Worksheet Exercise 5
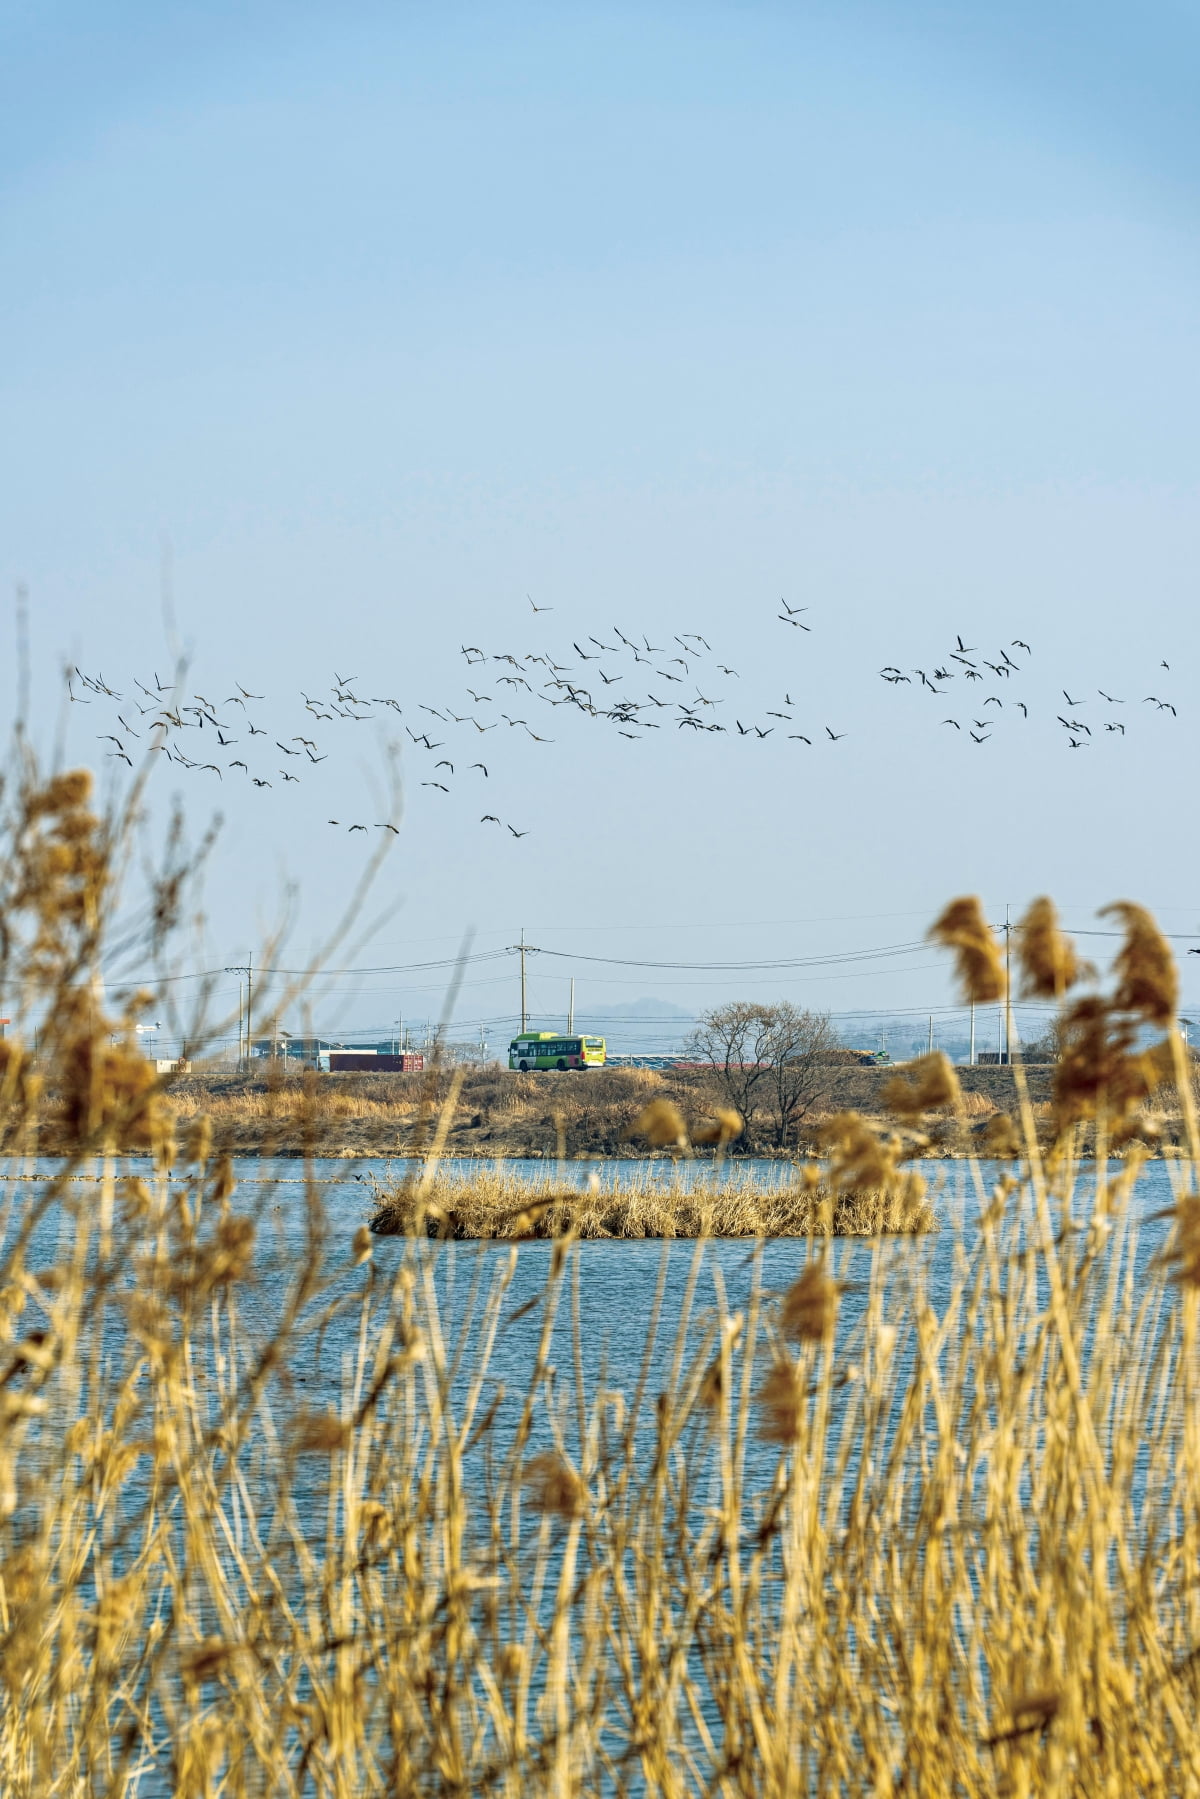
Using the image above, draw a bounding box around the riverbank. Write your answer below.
[16,1061,1184,1159]
[147,1061,1180,1160]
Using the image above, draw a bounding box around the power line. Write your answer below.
[99,920,1200,1000]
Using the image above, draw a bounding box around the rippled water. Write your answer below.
[16,1153,1182,1382]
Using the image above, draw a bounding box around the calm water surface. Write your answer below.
[14,1154,1183,1385]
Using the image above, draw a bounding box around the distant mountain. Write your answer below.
[571,998,694,1056]
[591,998,693,1021]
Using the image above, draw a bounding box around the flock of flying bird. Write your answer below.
[70,666,420,836]
[66,599,1182,842]
[878,633,1179,748]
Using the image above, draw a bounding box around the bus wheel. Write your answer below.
[519,1060,531,1072]
[556,1059,567,1071]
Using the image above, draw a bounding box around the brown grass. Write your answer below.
[6,768,1200,1790]
[367,1165,937,1238]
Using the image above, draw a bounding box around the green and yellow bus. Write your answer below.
[508,1032,606,1071]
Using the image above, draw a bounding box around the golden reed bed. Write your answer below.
[0,766,1199,1792]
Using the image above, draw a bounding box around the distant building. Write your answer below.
[252,1035,342,1061]
[320,1051,425,1073]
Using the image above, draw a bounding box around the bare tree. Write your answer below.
[685,1002,838,1147]
[1022,1015,1065,1063]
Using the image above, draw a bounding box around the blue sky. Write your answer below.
[3,1,1199,1044]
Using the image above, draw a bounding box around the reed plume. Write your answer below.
[928,895,1006,1003]
[1102,901,1178,1024]
[691,1106,744,1147]
[1016,895,1089,999]
[781,1260,839,1343]
[880,1050,961,1122]
[629,1096,689,1149]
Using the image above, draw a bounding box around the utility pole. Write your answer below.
[520,931,527,1034]
[568,977,575,1035]
[507,934,538,1036]
[969,1001,976,1066]
[225,961,251,1064]
[927,1014,934,1055]
[1004,904,1012,1064]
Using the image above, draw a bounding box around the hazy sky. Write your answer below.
[3,0,1200,1044]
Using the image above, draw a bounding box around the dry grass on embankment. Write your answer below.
[368,1166,936,1238]
[151,1060,1194,1161]
[147,1060,1072,1159]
